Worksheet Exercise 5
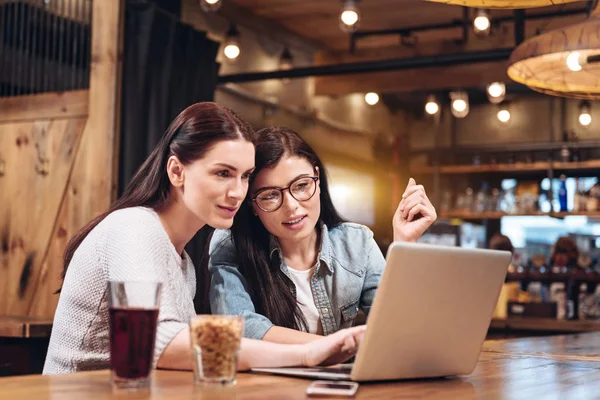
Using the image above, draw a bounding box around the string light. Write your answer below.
[473,9,491,36]
[579,101,592,126]
[200,0,222,12]
[340,0,360,33]
[223,24,241,60]
[497,108,511,123]
[425,95,440,115]
[365,92,379,105]
[450,91,469,118]
[487,82,506,104]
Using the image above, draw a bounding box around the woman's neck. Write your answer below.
[156,198,204,256]
[278,228,320,271]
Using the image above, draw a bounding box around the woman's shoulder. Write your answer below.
[327,222,374,242]
[92,207,169,248]
[209,229,234,253]
[102,206,158,225]
[208,229,239,268]
[325,223,376,269]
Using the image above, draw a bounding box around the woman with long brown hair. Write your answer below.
[209,126,436,343]
[43,103,365,374]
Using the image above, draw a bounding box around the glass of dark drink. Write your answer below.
[108,281,161,390]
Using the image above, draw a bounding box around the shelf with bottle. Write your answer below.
[411,159,600,175]
[506,267,600,284]
[554,159,600,171]
[411,161,551,175]
[438,175,600,221]
[440,211,548,220]
[440,210,600,220]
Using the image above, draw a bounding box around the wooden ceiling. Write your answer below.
[230,0,590,95]
[230,0,587,51]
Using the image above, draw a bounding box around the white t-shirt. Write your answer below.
[286,266,322,335]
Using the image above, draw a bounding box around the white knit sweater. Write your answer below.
[43,207,196,374]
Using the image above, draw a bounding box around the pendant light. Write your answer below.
[425,0,583,9]
[507,5,600,99]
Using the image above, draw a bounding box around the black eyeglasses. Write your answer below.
[251,176,319,212]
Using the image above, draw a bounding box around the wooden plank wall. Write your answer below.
[0,0,123,319]
[0,92,88,318]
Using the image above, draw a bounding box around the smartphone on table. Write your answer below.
[306,380,359,397]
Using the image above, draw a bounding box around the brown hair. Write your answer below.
[230,127,345,332]
[60,102,254,287]
[489,234,514,254]
[552,236,579,266]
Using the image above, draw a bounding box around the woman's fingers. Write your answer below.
[402,184,425,200]
[402,192,433,221]
[340,332,357,353]
[304,326,367,367]
[400,192,425,217]
[407,204,425,222]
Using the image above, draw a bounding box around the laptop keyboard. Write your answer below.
[302,364,354,374]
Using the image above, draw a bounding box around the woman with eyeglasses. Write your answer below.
[209,127,437,344]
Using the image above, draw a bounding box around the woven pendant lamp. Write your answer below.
[507,5,600,99]
[425,0,583,8]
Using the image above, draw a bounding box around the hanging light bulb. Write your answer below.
[473,9,491,36]
[340,0,360,33]
[579,100,592,126]
[497,108,511,123]
[279,47,293,70]
[487,82,506,104]
[365,92,379,106]
[223,24,241,61]
[425,95,440,115]
[450,91,469,118]
[200,0,222,12]
[566,51,583,72]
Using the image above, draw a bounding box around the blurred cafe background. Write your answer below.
[2,0,600,375]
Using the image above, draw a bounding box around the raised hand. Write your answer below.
[393,178,437,242]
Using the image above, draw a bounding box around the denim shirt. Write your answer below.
[208,223,386,339]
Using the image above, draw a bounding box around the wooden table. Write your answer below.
[2,333,600,399]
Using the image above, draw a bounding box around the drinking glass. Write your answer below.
[108,281,162,390]
[189,315,244,385]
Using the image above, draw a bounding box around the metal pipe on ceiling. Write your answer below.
[218,48,513,83]
[514,9,525,46]
[351,7,587,40]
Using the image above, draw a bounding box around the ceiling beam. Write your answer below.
[312,34,516,96]
[314,61,510,96]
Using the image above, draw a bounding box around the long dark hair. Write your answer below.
[230,127,344,331]
[60,102,254,289]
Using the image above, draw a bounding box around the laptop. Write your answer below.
[251,241,511,382]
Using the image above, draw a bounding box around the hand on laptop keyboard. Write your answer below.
[302,325,366,367]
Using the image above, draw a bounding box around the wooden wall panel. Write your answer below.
[0,91,89,123]
[0,118,86,316]
[28,189,71,318]
[1,0,123,321]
